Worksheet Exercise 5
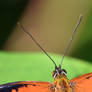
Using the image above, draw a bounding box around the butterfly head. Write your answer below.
[52,65,67,79]
[52,66,72,92]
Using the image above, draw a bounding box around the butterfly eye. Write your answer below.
[52,71,57,78]
[61,69,67,75]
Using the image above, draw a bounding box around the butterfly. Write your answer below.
[0,15,92,92]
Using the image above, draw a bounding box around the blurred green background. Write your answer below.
[0,0,92,84]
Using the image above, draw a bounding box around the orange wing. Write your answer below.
[0,81,54,92]
[70,73,92,92]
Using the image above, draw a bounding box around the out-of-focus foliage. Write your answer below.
[0,52,92,84]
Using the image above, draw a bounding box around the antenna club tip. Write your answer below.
[79,14,83,19]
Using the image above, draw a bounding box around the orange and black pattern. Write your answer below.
[0,81,52,92]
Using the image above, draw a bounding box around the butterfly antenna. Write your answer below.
[17,22,57,68]
[59,15,83,68]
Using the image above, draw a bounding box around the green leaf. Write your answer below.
[0,52,92,84]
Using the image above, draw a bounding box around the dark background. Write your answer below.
[0,0,28,48]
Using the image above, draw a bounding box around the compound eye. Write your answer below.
[52,70,58,78]
[61,69,67,75]
[52,71,55,77]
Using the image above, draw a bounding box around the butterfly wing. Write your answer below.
[70,73,92,92]
[0,81,54,92]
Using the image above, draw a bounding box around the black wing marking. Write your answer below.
[0,82,26,92]
[0,81,33,92]
[0,81,52,92]
[0,81,51,92]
